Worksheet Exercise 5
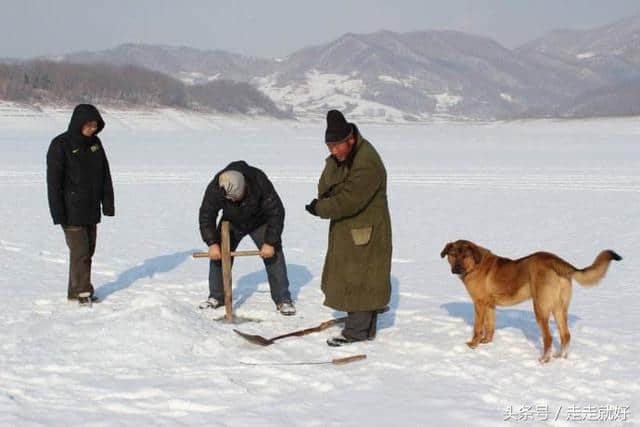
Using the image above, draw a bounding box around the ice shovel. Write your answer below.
[234,316,348,346]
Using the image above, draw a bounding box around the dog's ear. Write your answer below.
[470,245,483,264]
[440,242,453,258]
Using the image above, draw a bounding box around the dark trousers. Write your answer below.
[342,311,378,341]
[209,223,291,305]
[62,225,97,299]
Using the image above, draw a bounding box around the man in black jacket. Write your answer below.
[199,161,295,315]
[46,104,114,305]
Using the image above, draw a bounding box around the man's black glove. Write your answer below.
[305,199,318,216]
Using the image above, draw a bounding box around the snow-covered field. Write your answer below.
[1,107,639,426]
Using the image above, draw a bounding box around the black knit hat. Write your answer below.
[325,110,353,143]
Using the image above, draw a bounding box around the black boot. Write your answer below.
[77,292,98,306]
[327,334,357,347]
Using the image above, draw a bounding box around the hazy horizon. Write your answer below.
[1,0,639,60]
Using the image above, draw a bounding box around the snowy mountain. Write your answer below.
[5,14,640,120]
[257,16,640,120]
[257,30,561,120]
[560,77,640,118]
[58,44,278,84]
[517,14,640,69]
[55,32,557,120]
[516,15,640,107]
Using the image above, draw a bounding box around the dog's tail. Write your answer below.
[571,250,622,287]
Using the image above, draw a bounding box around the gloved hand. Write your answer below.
[305,199,318,216]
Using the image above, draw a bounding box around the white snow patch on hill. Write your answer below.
[433,92,463,112]
[500,93,514,103]
[378,75,417,87]
[576,52,597,59]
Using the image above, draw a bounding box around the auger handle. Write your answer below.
[192,250,261,258]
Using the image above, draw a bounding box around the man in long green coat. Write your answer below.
[305,110,392,346]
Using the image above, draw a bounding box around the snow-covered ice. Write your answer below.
[0,108,638,426]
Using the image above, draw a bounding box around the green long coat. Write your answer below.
[315,131,392,312]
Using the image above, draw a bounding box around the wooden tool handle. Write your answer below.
[318,317,347,329]
[231,250,261,257]
[332,354,367,365]
[192,250,262,258]
[270,316,347,342]
[221,221,233,321]
[192,252,209,258]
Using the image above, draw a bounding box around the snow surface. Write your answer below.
[1,107,639,426]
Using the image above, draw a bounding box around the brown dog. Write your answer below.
[440,240,622,363]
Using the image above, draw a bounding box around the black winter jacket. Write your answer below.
[46,104,114,225]
[199,161,285,246]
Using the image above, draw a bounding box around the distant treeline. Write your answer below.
[0,61,290,118]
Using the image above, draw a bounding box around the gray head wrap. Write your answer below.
[218,170,246,202]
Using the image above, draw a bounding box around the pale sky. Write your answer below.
[1,0,639,59]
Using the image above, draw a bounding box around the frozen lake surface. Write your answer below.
[0,108,638,426]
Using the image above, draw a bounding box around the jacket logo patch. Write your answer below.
[90,145,100,152]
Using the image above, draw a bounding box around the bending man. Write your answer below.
[199,161,295,315]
